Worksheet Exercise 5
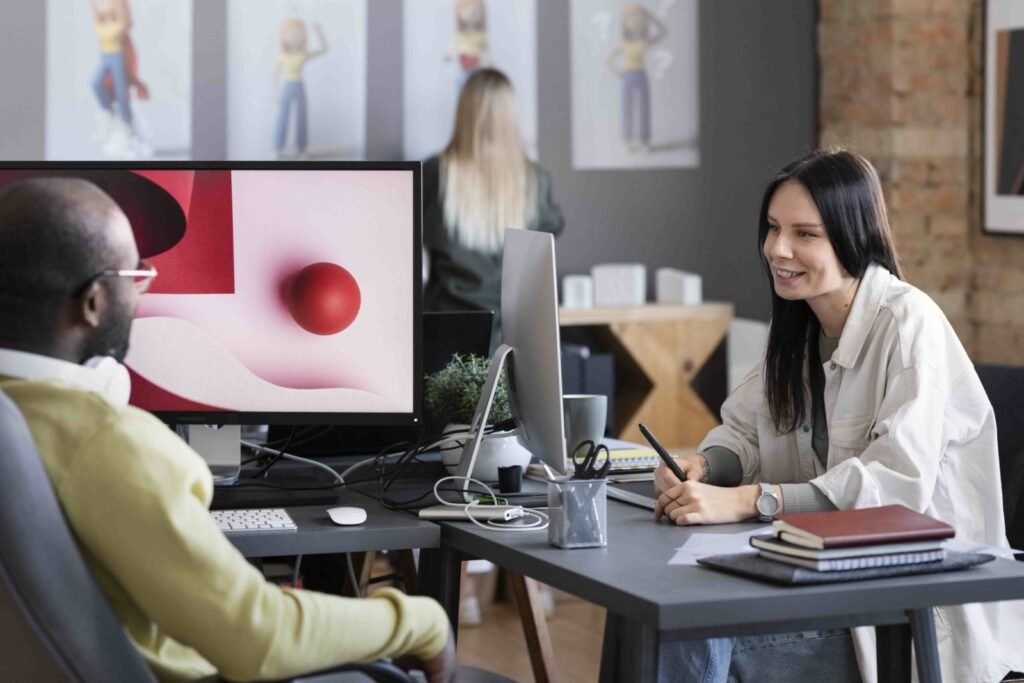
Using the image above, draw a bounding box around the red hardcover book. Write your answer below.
[772,504,955,550]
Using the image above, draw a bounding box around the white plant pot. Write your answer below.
[440,423,532,482]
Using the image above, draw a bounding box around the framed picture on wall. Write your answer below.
[985,0,1024,235]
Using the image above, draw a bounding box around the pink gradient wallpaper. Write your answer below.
[125,169,415,414]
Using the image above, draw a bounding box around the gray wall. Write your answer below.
[0,0,817,320]
[0,0,46,159]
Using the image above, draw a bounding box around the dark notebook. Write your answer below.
[697,551,994,586]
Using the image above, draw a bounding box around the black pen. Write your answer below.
[638,423,687,482]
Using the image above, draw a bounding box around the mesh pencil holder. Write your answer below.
[547,476,607,549]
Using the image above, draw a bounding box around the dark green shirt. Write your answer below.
[422,155,565,346]
[703,330,840,513]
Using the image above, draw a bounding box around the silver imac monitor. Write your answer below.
[454,229,566,485]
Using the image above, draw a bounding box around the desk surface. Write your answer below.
[440,500,1024,636]
[226,493,439,558]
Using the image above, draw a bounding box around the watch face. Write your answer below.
[757,494,780,516]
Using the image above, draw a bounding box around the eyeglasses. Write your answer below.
[94,258,158,293]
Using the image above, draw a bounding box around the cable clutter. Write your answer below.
[238,420,550,533]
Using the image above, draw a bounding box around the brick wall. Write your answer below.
[819,0,1024,365]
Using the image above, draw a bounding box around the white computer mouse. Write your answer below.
[327,506,368,526]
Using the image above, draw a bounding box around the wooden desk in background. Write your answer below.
[560,303,733,449]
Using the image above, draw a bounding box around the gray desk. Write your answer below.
[225,494,439,558]
[419,500,1024,682]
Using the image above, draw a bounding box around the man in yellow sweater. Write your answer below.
[0,176,455,683]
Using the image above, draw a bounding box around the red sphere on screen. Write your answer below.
[287,262,361,335]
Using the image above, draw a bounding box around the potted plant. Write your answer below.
[425,353,530,479]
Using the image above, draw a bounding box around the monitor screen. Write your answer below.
[0,162,421,427]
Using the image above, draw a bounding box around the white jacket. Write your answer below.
[701,263,1024,683]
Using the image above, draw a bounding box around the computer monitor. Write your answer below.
[0,162,421,481]
[454,229,567,488]
[267,309,493,456]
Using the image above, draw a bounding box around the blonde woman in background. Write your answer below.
[273,18,328,159]
[423,68,564,346]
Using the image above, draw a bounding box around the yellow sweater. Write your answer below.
[1,377,449,683]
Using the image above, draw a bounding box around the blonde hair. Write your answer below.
[441,69,537,254]
[621,4,650,40]
[455,0,486,32]
[280,18,307,53]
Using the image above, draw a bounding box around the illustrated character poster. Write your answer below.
[226,0,367,160]
[45,0,192,160]
[402,0,538,160]
[571,0,699,170]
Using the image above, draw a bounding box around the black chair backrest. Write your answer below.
[0,390,156,682]
[975,364,1024,549]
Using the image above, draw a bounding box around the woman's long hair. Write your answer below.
[441,68,537,254]
[759,149,902,433]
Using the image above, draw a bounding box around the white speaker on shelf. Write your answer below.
[591,264,646,306]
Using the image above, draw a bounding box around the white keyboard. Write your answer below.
[211,508,298,533]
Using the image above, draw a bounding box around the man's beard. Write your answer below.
[80,293,134,363]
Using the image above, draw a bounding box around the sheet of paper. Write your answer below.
[668,525,773,566]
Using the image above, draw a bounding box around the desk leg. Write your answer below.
[507,572,560,683]
[600,613,660,682]
[599,613,623,683]
[418,547,463,636]
[909,608,942,683]
[877,623,912,683]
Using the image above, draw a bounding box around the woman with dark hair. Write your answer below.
[653,149,1023,682]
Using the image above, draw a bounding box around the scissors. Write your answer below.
[571,440,611,480]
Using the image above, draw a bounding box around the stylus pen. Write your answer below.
[638,423,687,482]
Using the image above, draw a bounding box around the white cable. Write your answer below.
[292,555,303,588]
[433,475,548,531]
[240,440,345,484]
[281,453,345,484]
[339,456,375,482]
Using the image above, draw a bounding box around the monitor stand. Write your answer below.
[176,425,242,486]
[454,344,514,499]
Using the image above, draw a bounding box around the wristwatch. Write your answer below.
[756,482,781,522]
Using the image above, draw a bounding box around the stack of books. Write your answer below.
[750,504,955,572]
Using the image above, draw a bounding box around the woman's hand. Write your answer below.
[654,482,760,526]
[653,452,706,496]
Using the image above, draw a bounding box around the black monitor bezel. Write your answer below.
[2,160,423,427]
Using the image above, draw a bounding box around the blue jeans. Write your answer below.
[274,81,307,152]
[92,52,132,125]
[621,68,650,143]
[659,629,861,683]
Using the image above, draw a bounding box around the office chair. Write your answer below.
[975,364,1024,551]
[0,389,415,683]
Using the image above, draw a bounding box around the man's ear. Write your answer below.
[78,280,105,328]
